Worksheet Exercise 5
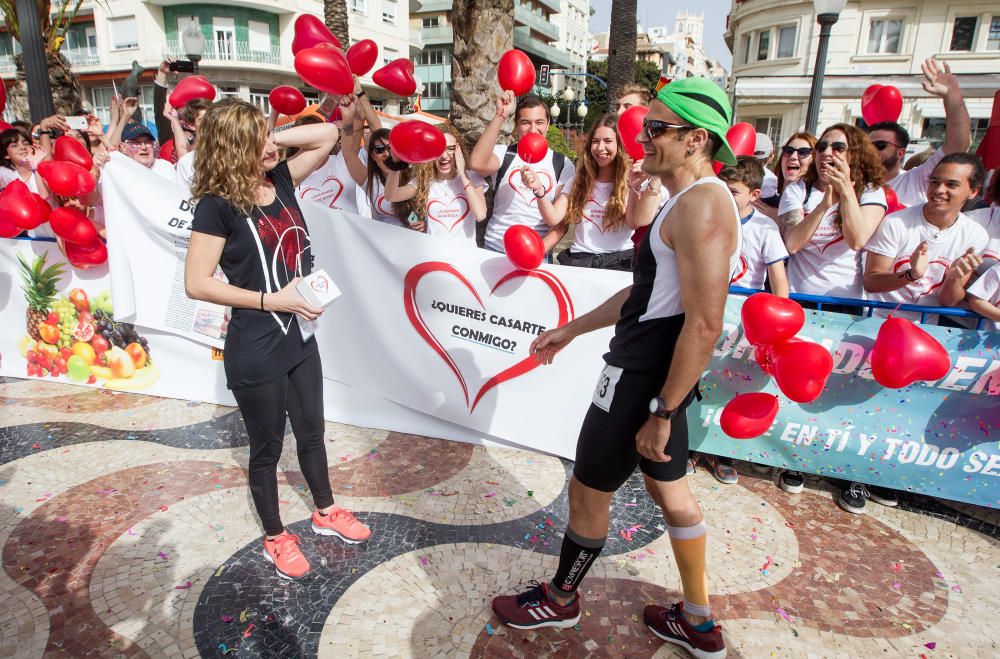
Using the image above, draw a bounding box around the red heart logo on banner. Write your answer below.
[508,169,552,205]
[427,196,471,231]
[300,177,345,208]
[403,262,574,412]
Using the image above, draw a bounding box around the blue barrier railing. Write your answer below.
[728,285,987,330]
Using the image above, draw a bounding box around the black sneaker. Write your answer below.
[868,486,898,507]
[838,482,869,514]
[779,470,804,494]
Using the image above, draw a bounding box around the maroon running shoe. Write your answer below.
[644,601,726,659]
[491,581,581,630]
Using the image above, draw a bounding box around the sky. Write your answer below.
[589,0,734,71]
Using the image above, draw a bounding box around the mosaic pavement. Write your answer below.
[0,376,998,658]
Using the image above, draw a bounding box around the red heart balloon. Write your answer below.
[619,105,648,161]
[0,80,6,115]
[0,214,19,237]
[497,49,536,96]
[861,84,903,125]
[268,86,307,116]
[37,160,95,197]
[0,180,47,229]
[346,39,379,77]
[169,75,217,109]
[65,238,107,268]
[740,293,805,346]
[870,317,951,389]
[292,14,342,55]
[720,393,779,439]
[49,206,98,244]
[389,120,446,164]
[503,225,544,271]
[53,135,93,170]
[295,47,354,96]
[771,339,833,403]
[373,58,417,97]
[726,122,757,158]
[516,133,548,164]
[0,121,11,133]
[159,139,176,164]
[754,344,775,376]
[32,192,51,224]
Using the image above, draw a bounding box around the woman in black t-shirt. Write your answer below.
[185,98,371,581]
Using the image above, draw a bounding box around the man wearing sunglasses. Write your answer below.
[868,58,970,208]
[492,77,740,659]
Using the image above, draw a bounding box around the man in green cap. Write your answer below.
[491,77,741,659]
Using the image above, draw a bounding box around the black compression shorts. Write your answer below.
[573,366,696,492]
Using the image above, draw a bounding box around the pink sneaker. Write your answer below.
[311,506,371,544]
[262,531,310,580]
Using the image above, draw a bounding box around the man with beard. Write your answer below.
[868,58,970,208]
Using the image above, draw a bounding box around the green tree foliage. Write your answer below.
[584,59,662,130]
[547,125,577,162]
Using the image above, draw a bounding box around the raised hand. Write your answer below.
[496,90,516,120]
[921,59,960,99]
[908,241,929,279]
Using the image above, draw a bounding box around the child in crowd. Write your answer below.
[967,262,1000,332]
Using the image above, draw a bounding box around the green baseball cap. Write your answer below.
[654,77,736,165]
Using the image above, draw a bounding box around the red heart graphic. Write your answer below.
[582,196,608,234]
[427,195,471,231]
[508,169,552,205]
[376,194,393,216]
[403,262,574,412]
[892,257,951,302]
[730,254,749,284]
[257,207,307,272]
[300,176,345,208]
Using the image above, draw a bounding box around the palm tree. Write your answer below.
[323,0,351,51]
[0,0,88,118]
[605,0,637,111]
[450,0,514,144]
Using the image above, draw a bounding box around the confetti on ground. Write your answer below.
[485,623,494,636]
[239,610,248,624]
[174,581,192,589]
[242,623,254,638]
[419,556,429,566]
[215,565,226,577]
[221,615,233,623]
[924,642,937,650]
[775,607,792,622]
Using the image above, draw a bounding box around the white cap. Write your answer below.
[754,132,774,160]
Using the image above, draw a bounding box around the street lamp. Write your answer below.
[550,102,561,119]
[804,0,847,134]
[181,17,206,73]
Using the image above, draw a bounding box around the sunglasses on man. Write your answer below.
[870,139,902,151]
[815,140,848,154]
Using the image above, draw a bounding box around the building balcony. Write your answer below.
[410,29,425,51]
[514,27,572,68]
[534,0,560,15]
[415,0,453,13]
[142,0,294,15]
[0,54,14,74]
[165,39,283,67]
[419,96,451,113]
[62,47,101,67]
[421,24,454,45]
[514,5,560,43]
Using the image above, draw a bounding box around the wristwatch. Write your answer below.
[356,90,366,98]
[649,396,679,420]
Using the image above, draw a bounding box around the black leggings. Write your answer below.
[230,352,334,536]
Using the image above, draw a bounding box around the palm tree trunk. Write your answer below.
[606,0,637,111]
[9,51,83,120]
[323,0,351,52]
[451,0,514,144]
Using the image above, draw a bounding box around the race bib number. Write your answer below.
[592,364,623,412]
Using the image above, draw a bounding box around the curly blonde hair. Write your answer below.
[411,123,469,220]
[190,98,268,214]
[806,123,886,197]
[564,114,630,231]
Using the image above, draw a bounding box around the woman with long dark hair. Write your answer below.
[754,131,817,222]
[526,114,661,270]
[184,98,371,581]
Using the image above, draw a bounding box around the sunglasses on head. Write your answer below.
[782,146,812,158]
[815,140,848,154]
[871,139,901,151]
[372,144,389,154]
[642,118,694,140]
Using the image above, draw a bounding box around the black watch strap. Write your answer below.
[649,396,678,420]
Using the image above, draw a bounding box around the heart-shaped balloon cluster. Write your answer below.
[373,59,417,97]
[346,39,379,77]
[291,15,342,55]
[861,84,903,125]
[54,135,93,170]
[269,86,307,116]
[38,160,95,197]
[168,75,217,109]
[0,180,50,236]
[870,317,951,388]
[295,47,354,96]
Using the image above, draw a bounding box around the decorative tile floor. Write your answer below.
[0,376,997,658]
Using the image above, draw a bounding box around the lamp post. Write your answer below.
[804,0,847,134]
[181,17,206,73]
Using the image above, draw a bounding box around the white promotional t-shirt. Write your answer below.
[175,150,195,189]
[887,148,945,208]
[967,262,1000,332]
[730,209,788,290]
[364,176,400,225]
[781,179,888,298]
[566,178,633,254]
[425,172,486,243]
[484,143,575,252]
[865,205,989,316]
[297,151,362,216]
[761,167,779,199]
[968,206,1000,267]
